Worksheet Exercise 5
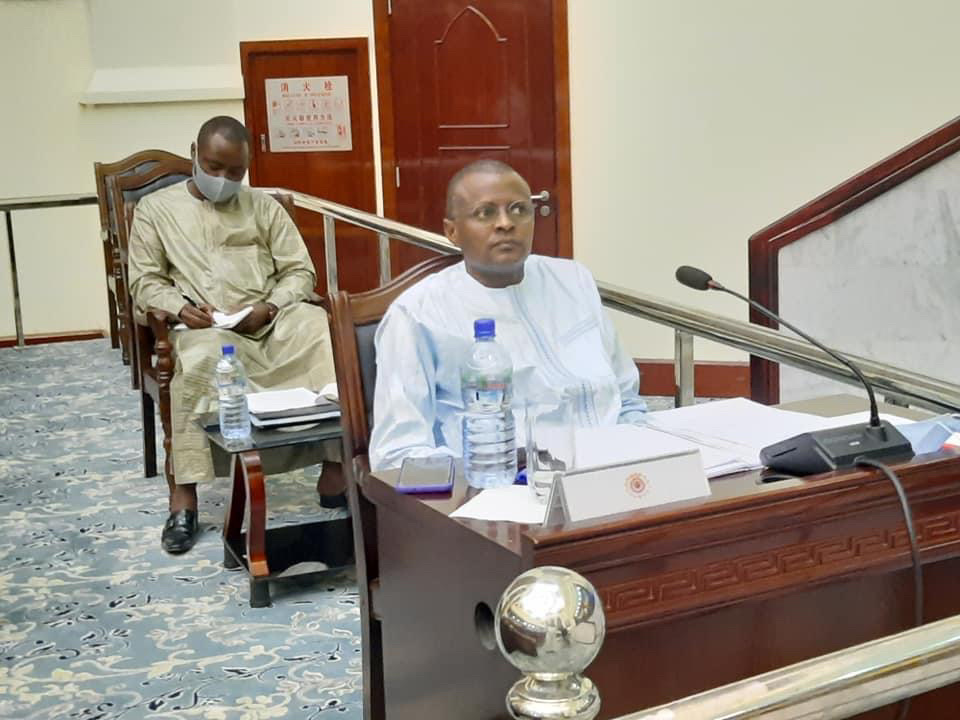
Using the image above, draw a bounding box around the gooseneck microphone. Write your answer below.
[675,265,913,475]
[675,265,715,292]
[676,265,882,426]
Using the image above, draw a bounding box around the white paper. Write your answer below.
[820,411,914,428]
[449,485,548,525]
[575,425,749,478]
[246,387,325,414]
[645,398,843,467]
[578,400,888,479]
[174,306,253,331]
[649,397,836,447]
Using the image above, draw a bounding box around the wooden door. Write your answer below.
[376,0,572,273]
[241,38,378,293]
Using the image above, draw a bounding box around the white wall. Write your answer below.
[0,0,376,339]
[0,0,99,337]
[4,0,960,362]
[568,0,960,361]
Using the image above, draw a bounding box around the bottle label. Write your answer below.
[475,387,504,405]
[466,378,510,406]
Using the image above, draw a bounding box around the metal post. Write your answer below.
[497,567,605,720]
[377,232,392,286]
[322,214,338,294]
[674,329,694,407]
[4,210,24,347]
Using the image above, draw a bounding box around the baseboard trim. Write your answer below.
[634,359,750,398]
[0,330,107,349]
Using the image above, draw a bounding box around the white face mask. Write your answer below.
[192,156,243,203]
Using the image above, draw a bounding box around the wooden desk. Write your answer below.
[200,416,351,608]
[360,411,960,719]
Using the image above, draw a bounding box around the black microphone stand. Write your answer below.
[708,278,882,427]
[677,267,913,475]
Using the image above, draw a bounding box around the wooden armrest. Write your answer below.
[146,309,177,339]
[134,308,177,374]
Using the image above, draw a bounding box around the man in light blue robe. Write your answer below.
[370,160,647,471]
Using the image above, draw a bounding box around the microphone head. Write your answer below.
[676,265,713,291]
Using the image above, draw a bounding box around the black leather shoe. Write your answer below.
[161,509,199,554]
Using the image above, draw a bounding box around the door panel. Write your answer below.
[241,38,378,293]
[387,1,562,272]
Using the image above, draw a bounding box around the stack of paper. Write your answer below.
[642,398,839,474]
[818,411,913,429]
[574,399,918,479]
[642,398,915,476]
[574,424,746,479]
[246,385,340,427]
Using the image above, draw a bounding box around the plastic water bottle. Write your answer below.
[461,318,517,488]
[216,344,251,446]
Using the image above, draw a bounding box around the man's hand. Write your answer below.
[233,302,277,335]
[178,302,215,329]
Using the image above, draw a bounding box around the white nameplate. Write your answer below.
[547,449,711,524]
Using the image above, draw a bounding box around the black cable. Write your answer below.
[856,457,923,720]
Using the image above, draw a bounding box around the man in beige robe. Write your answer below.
[128,115,341,554]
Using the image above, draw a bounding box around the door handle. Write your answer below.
[260,133,267,152]
[531,189,551,216]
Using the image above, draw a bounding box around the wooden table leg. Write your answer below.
[239,451,270,606]
[222,452,247,570]
[222,450,271,607]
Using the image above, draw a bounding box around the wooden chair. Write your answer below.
[93,150,192,365]
[104,153,193,390]
[326,253,460,720]
[117,177,301,488]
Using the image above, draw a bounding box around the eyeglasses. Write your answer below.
[465,201,535,224]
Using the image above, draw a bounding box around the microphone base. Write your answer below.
[760,421,914,477]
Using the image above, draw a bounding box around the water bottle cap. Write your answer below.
[221,344,235,355]
[474,318,496,339]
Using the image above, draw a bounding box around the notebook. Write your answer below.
[246,386,340,425]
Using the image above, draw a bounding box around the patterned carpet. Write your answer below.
[0,340,361,719]
[0,338,681,719]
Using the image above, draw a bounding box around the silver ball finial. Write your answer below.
[496,566,606,720]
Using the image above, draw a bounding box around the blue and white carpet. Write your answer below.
[0,340,360,719]
[0,338,680,719]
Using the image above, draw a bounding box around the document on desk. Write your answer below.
[246,386,338,414]
[449,485,548,524]
[820,411,914,428]
[246,385,341,426]
[640,398,855,474]
[576,425,751,479]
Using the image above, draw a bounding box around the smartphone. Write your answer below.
[396,455,455,494]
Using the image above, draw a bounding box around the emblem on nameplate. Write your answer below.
[626,472,648,498]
